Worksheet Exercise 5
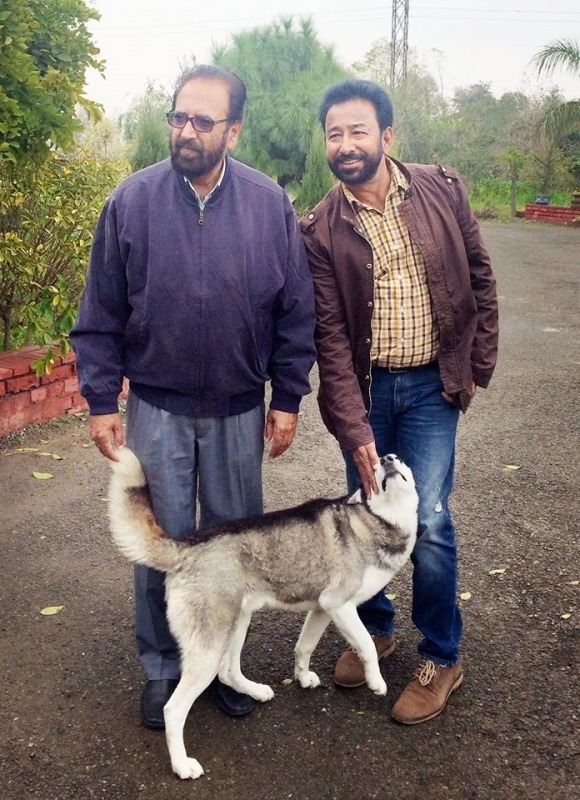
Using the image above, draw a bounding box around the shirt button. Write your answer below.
[365,375,370,380]
[365,338,371,343]
[308,213,314,219]
[366,263,372,269]
[368,301,373,307]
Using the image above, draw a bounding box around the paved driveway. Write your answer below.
[0,221,578,800]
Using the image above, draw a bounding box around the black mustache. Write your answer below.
[335,154,364,165]
[176,142,202,154]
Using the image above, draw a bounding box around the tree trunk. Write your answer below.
[1,306,13,351]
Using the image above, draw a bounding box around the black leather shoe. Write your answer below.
[210,678,257,717]
[141,679,179,730]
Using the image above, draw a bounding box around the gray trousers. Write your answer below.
[125,392,265,679]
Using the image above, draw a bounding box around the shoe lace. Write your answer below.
[415,659,437,686]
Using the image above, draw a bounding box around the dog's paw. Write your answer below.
[172,757,204,780]
[296,670,321,689]
[368,677,387,696]
[247,682,275,702]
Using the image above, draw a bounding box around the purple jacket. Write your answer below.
[300,159,498,452]
[72,157,316,417]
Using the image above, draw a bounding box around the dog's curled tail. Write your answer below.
[108,448,183,573]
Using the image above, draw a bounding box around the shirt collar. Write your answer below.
[342,156,408,211]
[185,157,227,209]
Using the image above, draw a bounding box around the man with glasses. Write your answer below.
[72,65,316,729]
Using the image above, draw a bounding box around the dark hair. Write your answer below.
[319,79,394,132]
[172,65,247,122]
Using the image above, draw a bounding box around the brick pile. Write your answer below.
[0,346,87,438]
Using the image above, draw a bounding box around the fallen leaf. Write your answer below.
[282,678,293,686]
[488,567,507,575]
[38,452,64,460]
[570,581,579,586]
[386,592,397,600]
[2,447,40,456]
[503,464,521,471]
[32,471,53,480]
[560,613,572,620]
[40,606,64,616]
[355,711,366,716]
[40,439,49,444]
[460,592,472,600]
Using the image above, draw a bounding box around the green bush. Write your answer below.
[471,177,571,217]
[0,153,128,371]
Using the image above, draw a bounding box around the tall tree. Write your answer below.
[533,39,580,139]
[213,17,346,205]
[121,83,171,171]
[352,38,446,164]
[0,0,103,165]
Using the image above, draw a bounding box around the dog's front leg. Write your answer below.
[294,609,331,688]
[329,603,387,696]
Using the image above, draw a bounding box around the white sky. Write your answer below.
[85,1,580,116]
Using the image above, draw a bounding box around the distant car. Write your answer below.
[534,195,550,205]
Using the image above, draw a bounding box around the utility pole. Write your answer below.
[390,0,410,91]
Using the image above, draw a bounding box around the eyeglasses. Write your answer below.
[166,111,229,133]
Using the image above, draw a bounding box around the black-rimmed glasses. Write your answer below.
[166,111,229,133]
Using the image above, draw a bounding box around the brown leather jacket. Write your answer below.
[300,158,498,452]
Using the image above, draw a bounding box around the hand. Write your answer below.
[442,381,477,405]
[352,441,380,498]
[264,409,298,458]
[89,413,124,461]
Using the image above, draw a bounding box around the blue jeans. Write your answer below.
[345,363,462,666]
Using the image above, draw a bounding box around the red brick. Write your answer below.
[0,383,5,398]
[30,386,48,404]
[0,354,33,377]
[0,392,32,416]
[35,395,73,422]
[46,382,65,399]
[6,373,40,394]
[64,377,79,395]
[67,394,89,414]
[40,364,74,385]
[0,366,14,380]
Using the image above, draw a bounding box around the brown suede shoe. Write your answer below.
[334,635,396,688]
[391,659,463,724]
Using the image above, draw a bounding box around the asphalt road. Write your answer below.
[0,221,578,800]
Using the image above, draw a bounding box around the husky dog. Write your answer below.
[108,449,418,780]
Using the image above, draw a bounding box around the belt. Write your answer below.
[373,360,438,374]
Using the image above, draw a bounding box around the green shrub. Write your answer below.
[0,153,128,371]
[470,177,571,217]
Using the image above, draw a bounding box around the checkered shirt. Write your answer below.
[343,158,439,368]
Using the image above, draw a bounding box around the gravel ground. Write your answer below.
[0,220,578,800]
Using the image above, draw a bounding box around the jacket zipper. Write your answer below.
[350,220,375,418]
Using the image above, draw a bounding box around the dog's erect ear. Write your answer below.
[346,488,363,505]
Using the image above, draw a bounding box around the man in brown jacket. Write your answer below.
[300,79,498,724]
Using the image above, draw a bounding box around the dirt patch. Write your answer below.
[1,221,578,799]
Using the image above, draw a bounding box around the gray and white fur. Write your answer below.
[109,449,418,780]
